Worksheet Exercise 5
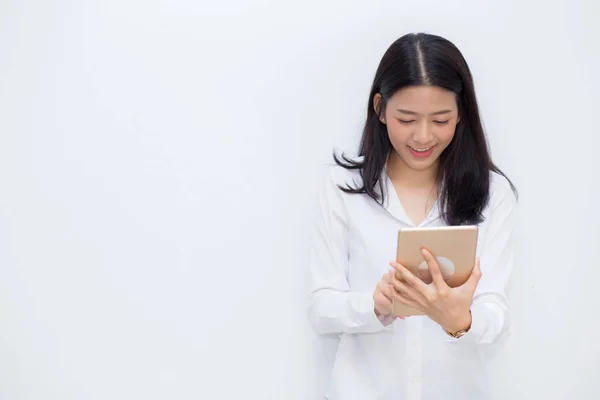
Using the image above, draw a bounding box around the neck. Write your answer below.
[386,152,439,188]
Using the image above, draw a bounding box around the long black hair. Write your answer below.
[334,32,516,226]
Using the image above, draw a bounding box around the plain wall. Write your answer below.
[0,0,598,399]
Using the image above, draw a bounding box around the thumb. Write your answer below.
[464,258,482,292]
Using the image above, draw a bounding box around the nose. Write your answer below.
[412,121,433,144]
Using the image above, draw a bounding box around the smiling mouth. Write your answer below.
[407,145,435,158]
[408,145,435,152]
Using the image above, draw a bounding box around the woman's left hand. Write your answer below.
[389,248,482,334]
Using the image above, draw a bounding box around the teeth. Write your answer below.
[410,146,432,152]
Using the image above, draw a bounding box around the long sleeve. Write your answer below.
[453,177,518,344]
[306,167,388,335]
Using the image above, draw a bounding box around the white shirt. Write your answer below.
[307,159,517,400]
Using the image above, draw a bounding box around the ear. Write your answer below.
[373,93,385,123]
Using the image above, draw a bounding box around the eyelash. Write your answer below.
[397,120,450,125]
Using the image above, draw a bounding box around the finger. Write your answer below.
[382,273,397,299]
[377,280,394,302]
[390,261,426,293]
[377,276,408,320]
[386,282,397,301]
[383,269,394,283]
[390,271,426,306]
[393,292,420,309]
[464,258,482,292]
[421,248,447,288]
[374,291,392,314]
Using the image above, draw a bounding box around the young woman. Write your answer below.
[307,33,517,400]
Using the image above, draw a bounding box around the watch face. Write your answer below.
[446,328,468,338]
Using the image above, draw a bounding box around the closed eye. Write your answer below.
[434,120,450,125]
[398,119,415,124]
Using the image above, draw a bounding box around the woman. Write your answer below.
[307,33,517,400]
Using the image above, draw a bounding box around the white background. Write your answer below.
[0,1,598,399]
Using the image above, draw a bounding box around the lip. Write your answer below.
[408,145,435,158]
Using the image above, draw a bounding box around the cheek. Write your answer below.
[386,122,412,146]
[437,124,457,144]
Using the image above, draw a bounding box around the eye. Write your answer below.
[433,120,450,125]
[398,119,415,124]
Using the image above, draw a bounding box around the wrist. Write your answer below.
[442,309,472,335]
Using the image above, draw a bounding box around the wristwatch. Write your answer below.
[444,327,469,338]
[444,311,472,338]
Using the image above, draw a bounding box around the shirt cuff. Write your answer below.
[357,293,391,332]
[378,312,397,326]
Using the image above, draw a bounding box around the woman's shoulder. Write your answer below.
[312,154,365,216]
[487,170,518,211]
[319,153,365,188]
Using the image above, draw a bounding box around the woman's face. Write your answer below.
[377,85,460,173]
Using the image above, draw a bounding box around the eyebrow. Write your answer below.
[396,109,453,116]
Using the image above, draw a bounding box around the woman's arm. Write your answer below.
[306,167,389,335]
[455,179,518,344]
[388,175,517,344]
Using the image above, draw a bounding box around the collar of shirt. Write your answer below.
[380,172,441,227]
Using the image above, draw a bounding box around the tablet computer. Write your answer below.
[392,225,479,317]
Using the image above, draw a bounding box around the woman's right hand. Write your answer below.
[373,270,405,320]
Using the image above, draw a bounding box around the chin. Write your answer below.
[402,155,440,171]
